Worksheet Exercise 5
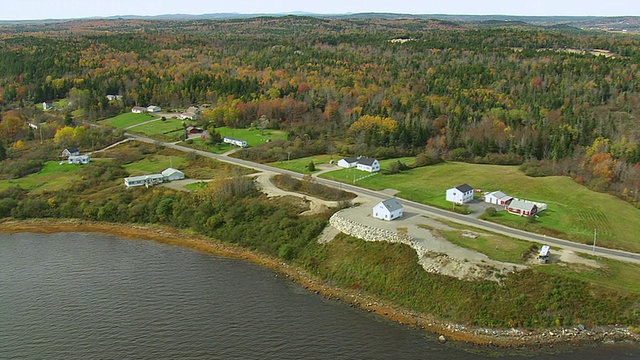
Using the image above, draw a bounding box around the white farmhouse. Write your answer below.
[373,198,404,221]
[162,167,185,181]
[446,184,474,204]
[131,106,147,113]
[356,157,380,173]
[147,105,161,113]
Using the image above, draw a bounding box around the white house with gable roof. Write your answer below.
[446,184,474,204]
[373,198,403,221]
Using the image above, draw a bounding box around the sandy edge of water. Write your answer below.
[1,218,638,349]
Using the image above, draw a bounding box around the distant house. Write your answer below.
[337,157,358,168]
[147,105,161,113]
[179,106,200,120]
[42,102,54,111]
[68,155,90,165]
[124,174,165,188]
[185,126,203,134]
[337,156,380,172]
[61,147,80,157]
[161,168,185,181]
[356,157,381,173]
[223,137,248,148]
[506,199,538,216]
[131,106,147,113]
[446,184,474,204]
[373,198,404,221]
[106,95,121,101]
[484,191,513,206]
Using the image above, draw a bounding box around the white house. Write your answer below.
[61,147,80,157]
[373,198,404,221]
[484,191,513,206]
[147,105,161,113]
[446,184,474,204]
[131,106,147,113]
[356,157,381,173]
[337,157,358,168]
[161,168,185,181]
[68,155,90,165]
[124,174,165,188]
[223,137,248,148]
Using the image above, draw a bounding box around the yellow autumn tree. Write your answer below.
[348,115,398,135]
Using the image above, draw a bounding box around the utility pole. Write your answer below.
[592,228,597,254]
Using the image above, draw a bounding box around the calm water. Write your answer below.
[0,232,638,359]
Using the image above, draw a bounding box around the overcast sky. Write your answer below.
[2,0,639,21]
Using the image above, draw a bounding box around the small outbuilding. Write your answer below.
[446,184,474,204]
[484,191,513,205]
[337,157,358,168]
[161,167,185,181]
[373,198,404,221]
[147,105,161,113]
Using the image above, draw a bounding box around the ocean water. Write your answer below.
[0,232,638,359]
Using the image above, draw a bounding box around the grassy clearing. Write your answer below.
[440,229,533,264]
[216,127,287,147]
[183,181,209,191]
[101,112,157,128]
[179,138,232,154]
[323,161,640,253]
[130,118,184,136]
[122,155,188,176]
[0,160,83,192]
[269,155,336,174]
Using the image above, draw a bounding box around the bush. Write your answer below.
[484,207,497,216]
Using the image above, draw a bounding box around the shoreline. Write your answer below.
[1,218,638,349]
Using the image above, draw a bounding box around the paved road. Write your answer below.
[126,133,640,265]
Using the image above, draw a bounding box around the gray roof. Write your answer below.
[508,199,536,212]
[161,168,183,177]
[455,183,473,193]
[380,198,403,212]
[487,191,511,200]
[341,157,358,164]
[358,156,378,166]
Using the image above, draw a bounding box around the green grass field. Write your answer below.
[122,155,188,176]
[268,155,336,174]
[216,127,287,146]
[127,118,184,135]
[101,112,157,128]
[322,161,640,253]
[0,160,84,192]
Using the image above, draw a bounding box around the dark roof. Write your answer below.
[341,157,358,164]
[66,147,79,153]
[357,156,378,166]
[455,183,473,192]
[380,198,403,212]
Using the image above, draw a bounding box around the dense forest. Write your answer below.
[1,16,639,205]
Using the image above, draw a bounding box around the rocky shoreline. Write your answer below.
[1,218,638,349]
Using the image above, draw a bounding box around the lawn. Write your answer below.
[216,127,287,147]
[322,161,640,253]
[269,154,337,174]
[101,112,157,128]
[320,156,416,184]
[126,118,184,135]
[122,155,188,176]
[0,160,84,192]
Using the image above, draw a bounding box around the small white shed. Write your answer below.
[373,198,403,221]
[162,168,185,181]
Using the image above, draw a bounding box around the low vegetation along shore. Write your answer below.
[2,219,638,348]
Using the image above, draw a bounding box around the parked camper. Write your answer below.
[538,245,550,264]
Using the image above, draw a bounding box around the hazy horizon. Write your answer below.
[2,0,639,21]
